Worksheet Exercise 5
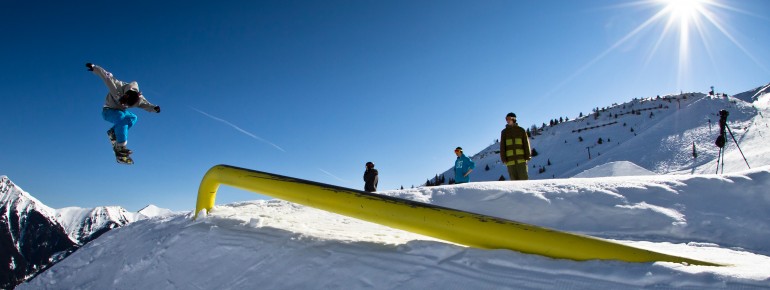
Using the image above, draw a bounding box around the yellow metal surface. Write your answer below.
[195,164,721,266]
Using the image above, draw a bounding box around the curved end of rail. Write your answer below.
[194,164,227,219]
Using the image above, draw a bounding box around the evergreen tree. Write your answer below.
[531,148,539,157]
[485,164,490,171]
[598,138,603,144]
[578,136,584,142]
[499,175,506,181]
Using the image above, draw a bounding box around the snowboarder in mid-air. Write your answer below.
[86,63,161,164]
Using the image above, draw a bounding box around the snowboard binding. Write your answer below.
[108,129,134,165]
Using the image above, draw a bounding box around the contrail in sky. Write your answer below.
[318,168,349,183]
[190,106,286,152]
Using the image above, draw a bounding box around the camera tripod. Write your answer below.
[715,110,750,174]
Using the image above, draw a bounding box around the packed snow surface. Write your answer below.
[573,161,657,178]
[21,166,770,289]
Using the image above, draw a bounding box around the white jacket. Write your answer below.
[92,65,156,112]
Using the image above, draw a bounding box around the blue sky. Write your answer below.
[1,0,768,211]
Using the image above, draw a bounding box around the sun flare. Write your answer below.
[658,0,708,22]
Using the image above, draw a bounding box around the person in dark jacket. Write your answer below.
[454,147,475,184]
[363,162,378,192]
[500,112,531,180]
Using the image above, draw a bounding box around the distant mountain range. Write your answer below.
[0,176,176,289]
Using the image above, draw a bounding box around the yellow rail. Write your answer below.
[195,164,721,266]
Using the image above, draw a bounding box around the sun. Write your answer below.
[545,0,759,98]
[658,0,708,22]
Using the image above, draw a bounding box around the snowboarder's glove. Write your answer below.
[154,106,161,113]
[85,63,94,71]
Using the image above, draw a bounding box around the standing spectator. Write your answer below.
[454,147,475,184]
[363,162,378,192]
[500,113,531,180]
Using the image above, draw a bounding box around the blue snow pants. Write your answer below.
[102,108,137,143]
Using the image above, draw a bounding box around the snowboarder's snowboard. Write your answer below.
[108,129,133,165]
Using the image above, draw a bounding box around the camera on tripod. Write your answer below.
[713,109,750,173]
[718,110,729,128]
[716,110,728,148]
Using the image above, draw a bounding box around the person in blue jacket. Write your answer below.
[454,147,475,184]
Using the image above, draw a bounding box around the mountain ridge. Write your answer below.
[0,175,174,289]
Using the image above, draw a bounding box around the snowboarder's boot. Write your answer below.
[113,144,134,165]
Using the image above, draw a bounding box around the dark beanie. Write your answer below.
[506,112,516,118]
[122,90,141,106]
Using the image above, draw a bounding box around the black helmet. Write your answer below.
[506,112,516,119]
[366,162,374,168]
[120,90,141,106]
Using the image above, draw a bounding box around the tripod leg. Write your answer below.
[721,149,725,174]
[715,147,722,174]
[726,126,751,169]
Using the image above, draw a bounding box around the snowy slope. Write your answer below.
[573,161,656,178]
[20,167,770,289]
[732,82,770,103]
[431,92,767,183]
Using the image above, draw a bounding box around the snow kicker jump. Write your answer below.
[194,165,720,266]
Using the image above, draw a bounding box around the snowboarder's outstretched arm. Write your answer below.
[87,63,126,98]
[137,97,160,113]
